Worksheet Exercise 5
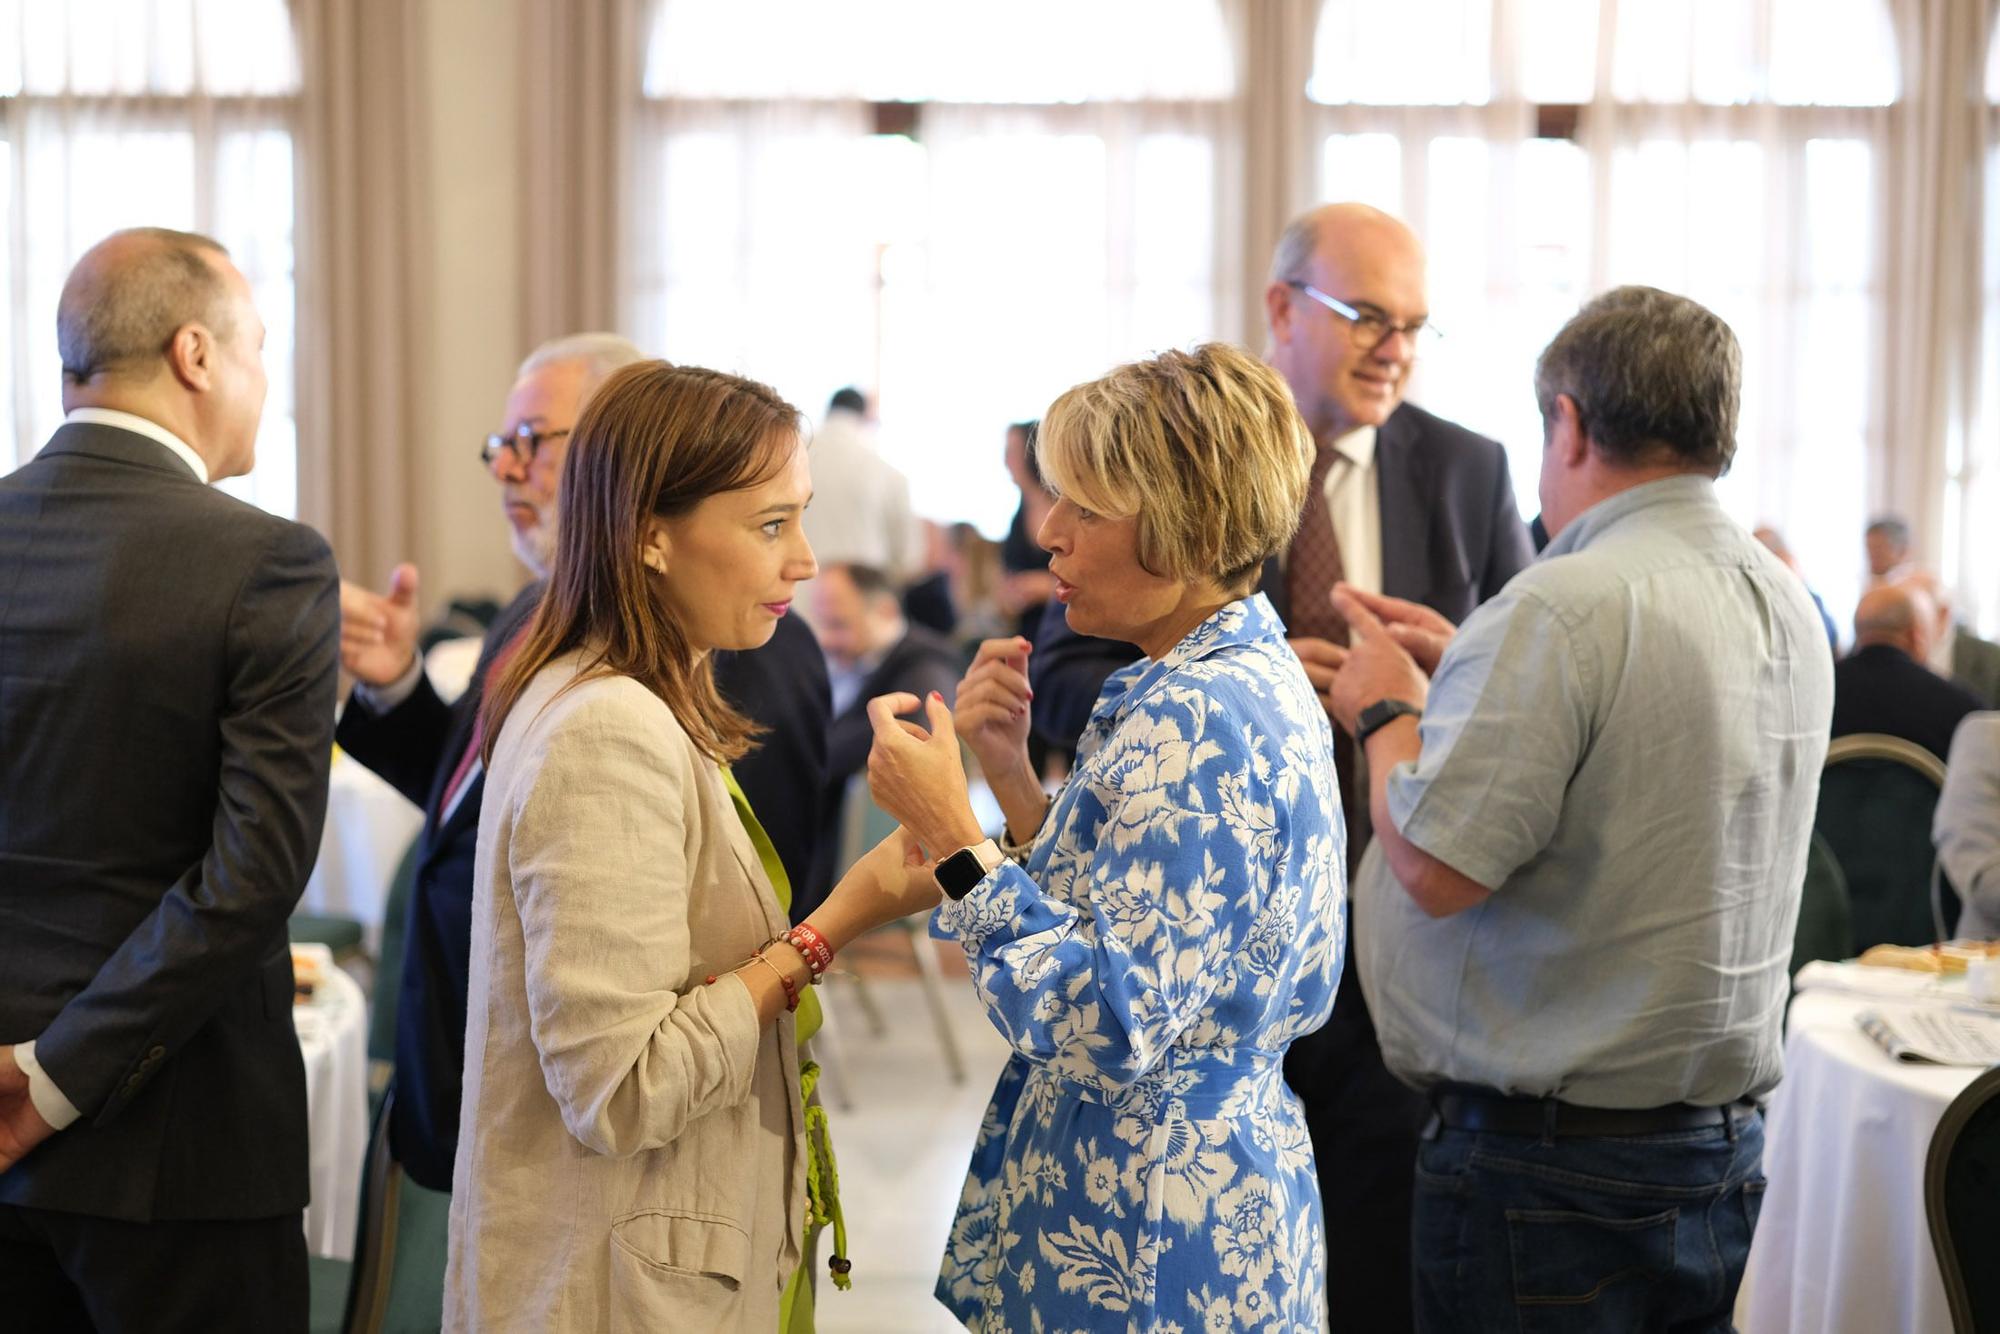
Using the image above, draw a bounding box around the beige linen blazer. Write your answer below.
[445,656,806,1333]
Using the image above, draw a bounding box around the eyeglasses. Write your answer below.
[1286,281,1442,351]
[479,423,571,469]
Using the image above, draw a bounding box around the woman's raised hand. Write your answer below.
[865,691,985,859]
[952,637,1035,787]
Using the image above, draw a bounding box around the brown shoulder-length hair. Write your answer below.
[479,360,801,766]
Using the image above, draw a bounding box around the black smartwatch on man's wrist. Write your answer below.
[936,838,1004,900]
[1354,698,1423,748]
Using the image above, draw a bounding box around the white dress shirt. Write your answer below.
[1323,425,1381,596]
[64,406,210,484]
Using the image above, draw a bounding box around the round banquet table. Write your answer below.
[1737,987,1983,1334]
[293,955,369,1261]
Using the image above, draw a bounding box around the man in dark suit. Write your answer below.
[337,335,829,1190]
[0,228,339,1332]
[1834,582,1983,759]
[1029,203,1532,1331]
[805,563,963,909]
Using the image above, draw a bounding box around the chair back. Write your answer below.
[834,770,903,880]
[1815,734,1950,951]
[366,833,424,1069]
[1925,1065,2000,1333]
[1790,831,1854,976]
[338,1085,452,1334]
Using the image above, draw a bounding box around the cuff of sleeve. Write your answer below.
[352,652,426,713]
[14,1041,82,1131]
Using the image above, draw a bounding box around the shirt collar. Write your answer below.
[1540,473,1717,559]
[63,407,209,484]
[1087,592,1288,738]
[1327,424,1377,471]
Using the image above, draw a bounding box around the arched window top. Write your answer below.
[1308,0,1898,107]
[644,0,1234,103]
[0,0,299,97]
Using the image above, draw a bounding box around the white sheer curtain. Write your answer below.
[627,0,1239,535]
[1948,9,2000,634]
[1306,0,1988,635]
[0,0,300,516]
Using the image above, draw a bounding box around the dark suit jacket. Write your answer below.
[809,625,965,905]
[0,422,338,1222]
[1030,400,1534,743]
[1832,643,1985,761]
[337,593,828,1187]
[335,581,543,1190]
[715,610,832,921]
[1950,625,2000,709]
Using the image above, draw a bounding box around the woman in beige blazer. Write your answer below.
[446,362,939,1333]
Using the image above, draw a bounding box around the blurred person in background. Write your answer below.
[806,562,962,913]
[1754,524,1839,652]
[1864,513,1914,585]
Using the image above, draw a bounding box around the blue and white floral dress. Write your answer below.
[933,593,1346,1334]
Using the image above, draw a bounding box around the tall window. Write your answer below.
[631,0,1236,534]
[1311,0,1896,625]
[0,0,300,517]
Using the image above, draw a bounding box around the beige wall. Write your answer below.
[407,0,530,617]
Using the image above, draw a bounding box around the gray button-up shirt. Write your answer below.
[1358,474,1834,1108]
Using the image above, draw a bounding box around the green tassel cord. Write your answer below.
[799,1061,852,1291]
[721,766,853,1297]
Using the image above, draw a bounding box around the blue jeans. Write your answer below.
[1411,1109,1765,1333]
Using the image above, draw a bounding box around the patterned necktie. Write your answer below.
[1287,444,1348,645]
[1287,443,1370,867]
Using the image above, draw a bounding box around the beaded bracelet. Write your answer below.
[785,923,835,977]
[705,951,802,1012]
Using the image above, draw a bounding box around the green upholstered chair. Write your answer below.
[1814,733,1953,952]
[1925,1065,2000,1333]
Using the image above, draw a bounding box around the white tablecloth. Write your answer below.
[300,752,423,952]
[1738,987,1984,1334]
[294,955,369,1261]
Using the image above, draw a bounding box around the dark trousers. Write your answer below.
[1412,1111,1765,1333]
[0,1203,307,1334]
[1284,945,1429,1334]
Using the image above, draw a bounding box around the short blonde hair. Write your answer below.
[1039,343,1312,593]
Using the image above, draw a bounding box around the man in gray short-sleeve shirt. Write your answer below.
[1325,285,1832,1332]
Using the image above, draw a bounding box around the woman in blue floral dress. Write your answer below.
[864,343,1346,1333]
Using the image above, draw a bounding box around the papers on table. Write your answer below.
[1856,1004,2000,1066]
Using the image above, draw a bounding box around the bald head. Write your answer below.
[58,228,235,385]
[1854,583,1936,660]
[56,227,268,482]
[1269,203,1423,286]
[1264,203,1430,439]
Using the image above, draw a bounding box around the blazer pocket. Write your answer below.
[608,1208,751,1329]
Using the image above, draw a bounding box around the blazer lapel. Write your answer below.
[1375,408,1432,604]
[714,767,790,939]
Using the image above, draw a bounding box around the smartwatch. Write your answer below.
[1355,698,1423,747]
[936,838,1004,900]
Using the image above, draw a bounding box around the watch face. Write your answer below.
[937,847,984,899]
